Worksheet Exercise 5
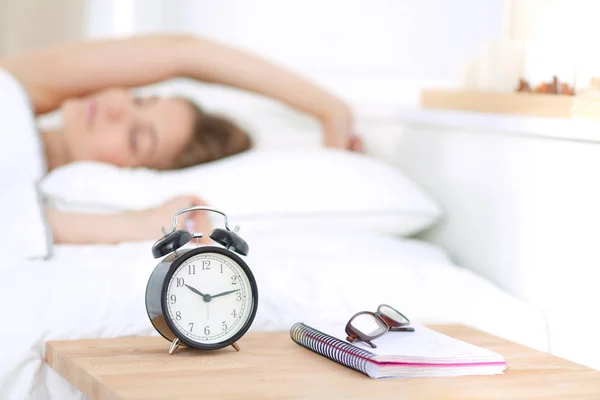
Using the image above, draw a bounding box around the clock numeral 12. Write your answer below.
[202,260,211,270]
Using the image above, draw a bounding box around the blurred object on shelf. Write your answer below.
[522,39,575,97]
[516,78,531,93]
[459,40,525,92]
[576,78,600,99]
[516,76,575,96]
[574,57,600,94]
[459,58,480,91]
[425,1,600,119]
[460,1,600,96]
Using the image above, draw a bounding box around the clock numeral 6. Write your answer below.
[222,321,227,331]
[170,294,176,304]
[176,311,182,321]
[204,326,210,335]
[176,278,185,287]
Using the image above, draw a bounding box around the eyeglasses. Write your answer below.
[345,304,414,348]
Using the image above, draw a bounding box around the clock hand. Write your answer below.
[185,284,207,298]
[211,289,240,299]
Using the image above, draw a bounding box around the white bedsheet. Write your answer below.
[0,229,548,399]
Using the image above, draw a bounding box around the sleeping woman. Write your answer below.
[0,34,361,259]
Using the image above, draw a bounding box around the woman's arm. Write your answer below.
[1,35,184,115]
[1,34,354,147]
[46,209,153,245]
[175,36,354,148]
[46,195,213,245]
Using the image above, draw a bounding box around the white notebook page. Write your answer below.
[310,322,506,363]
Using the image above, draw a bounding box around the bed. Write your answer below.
[5,156,551,399]
[2,84,553,398]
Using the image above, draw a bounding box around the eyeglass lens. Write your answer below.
[378,305,409,325]
[350,313,387,337]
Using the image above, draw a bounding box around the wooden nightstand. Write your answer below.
[45,324,600,400]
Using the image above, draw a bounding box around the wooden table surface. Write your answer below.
[45,324,600,400]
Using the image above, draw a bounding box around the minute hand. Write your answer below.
[211,289,240,299]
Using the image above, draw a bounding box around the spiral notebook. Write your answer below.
[290,322,507,379]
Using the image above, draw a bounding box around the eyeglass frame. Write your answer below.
[345,304,414,349]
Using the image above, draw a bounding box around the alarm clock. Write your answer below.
[145,206,258,355]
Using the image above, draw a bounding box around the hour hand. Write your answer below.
[185,284,206,297]
[211,289,240,299]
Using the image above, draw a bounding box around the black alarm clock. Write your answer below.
[145,206,258,355]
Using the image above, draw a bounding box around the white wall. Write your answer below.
[0,0,84,56]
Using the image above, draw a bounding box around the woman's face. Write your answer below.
[61,88,195,168]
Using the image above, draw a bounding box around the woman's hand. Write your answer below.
[321,105,365,153]
[348,135,364,153]
[138,195,214,244]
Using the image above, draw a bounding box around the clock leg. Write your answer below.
[231,342,240,352]
[168,338,181,355]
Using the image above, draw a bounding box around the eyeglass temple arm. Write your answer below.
[346,335,378,348]
[162,206,230,235]
[389,326,415,332]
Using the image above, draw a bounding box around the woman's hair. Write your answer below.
[165,98,253,170]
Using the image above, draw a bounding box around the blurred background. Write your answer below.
[4,1,598,99]
[4,0,598,149]
[1,0,507,155]
[1,0,502,101]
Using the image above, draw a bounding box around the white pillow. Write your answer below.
[40,148,442,236]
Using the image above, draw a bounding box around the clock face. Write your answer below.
[164,251,255,346]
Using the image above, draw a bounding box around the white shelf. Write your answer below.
[394,107,600,145]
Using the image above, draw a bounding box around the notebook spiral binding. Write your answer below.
[290,322,375,375]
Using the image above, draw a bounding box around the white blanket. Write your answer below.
[0,68,52,260]
[0,228,548,399]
